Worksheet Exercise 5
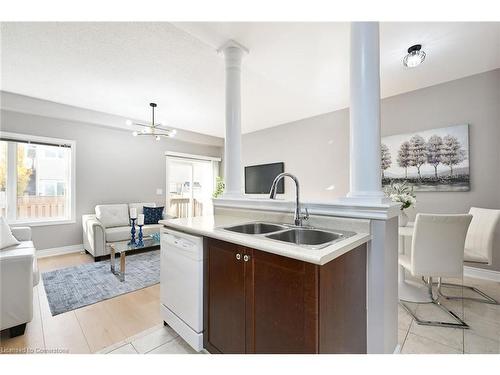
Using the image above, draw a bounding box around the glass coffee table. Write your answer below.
[107,236,160,281]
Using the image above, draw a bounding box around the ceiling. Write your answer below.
[1,22,499,138]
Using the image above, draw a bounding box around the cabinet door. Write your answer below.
[205,238,246,353]
[247,248,319,354]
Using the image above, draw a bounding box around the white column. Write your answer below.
[346,22,385,203]
[342,22,398,354]
[218,40,248,197]
[367,218,398,354]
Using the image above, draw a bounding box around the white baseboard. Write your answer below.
[464,265,500,282]
[36,244,84,258]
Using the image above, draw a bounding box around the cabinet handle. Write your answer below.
[243,255,250,262]
[236,253,241,260]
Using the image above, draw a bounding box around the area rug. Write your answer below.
[42,250,160,316]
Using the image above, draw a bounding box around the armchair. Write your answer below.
[0,226,39,337]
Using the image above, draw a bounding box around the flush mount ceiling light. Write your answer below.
[403,44,426,68]
[129,103,177,141]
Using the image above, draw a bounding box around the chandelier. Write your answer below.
[128,103,177,141]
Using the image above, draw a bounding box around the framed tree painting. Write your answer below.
[381,124,470,192]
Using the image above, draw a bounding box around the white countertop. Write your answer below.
[159,215,371,265]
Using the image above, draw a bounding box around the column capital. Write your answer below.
[217,39,249,55]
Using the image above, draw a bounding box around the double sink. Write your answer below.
[222,222,355,250]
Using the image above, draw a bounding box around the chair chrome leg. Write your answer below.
[423,276,499,305]
[437,281,499,305]
[400,277,469,329]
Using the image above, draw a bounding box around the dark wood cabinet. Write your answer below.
[204,238,246,353]
[204,238,367,354]
[248,249,319,353]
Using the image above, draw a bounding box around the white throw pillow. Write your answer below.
[95,204,130,228]
[0,216,20,250]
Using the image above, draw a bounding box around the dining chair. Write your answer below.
[436,207,500,304]
[399,213,472,328]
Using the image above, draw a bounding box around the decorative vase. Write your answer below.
[399,210,409,227]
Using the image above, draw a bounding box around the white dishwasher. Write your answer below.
[160,228,204,351]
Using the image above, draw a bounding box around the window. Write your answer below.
[0,142,7,217]
[0,132,75,225]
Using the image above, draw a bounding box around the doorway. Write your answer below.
[165,153,220,219]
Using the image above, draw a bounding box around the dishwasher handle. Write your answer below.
[161,231,203,261]
[163,233,196,249]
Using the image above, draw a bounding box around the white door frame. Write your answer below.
[165,153,221,218]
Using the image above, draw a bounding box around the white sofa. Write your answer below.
[0,226,40,337]
[82,202,164,259]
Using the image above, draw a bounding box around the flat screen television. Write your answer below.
[244,162,284,194]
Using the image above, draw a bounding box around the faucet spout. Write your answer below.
[269,172,308,226]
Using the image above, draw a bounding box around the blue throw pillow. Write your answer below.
[143,206,164,225]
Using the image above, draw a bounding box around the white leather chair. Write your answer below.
[0,226,40,337]
[437,207,500,304]
[399,213,472,328]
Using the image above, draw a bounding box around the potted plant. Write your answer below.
[212,176,225,199]
[385,181,416,227]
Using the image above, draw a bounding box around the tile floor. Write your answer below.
[100,324,200,354]
[398,276,500,354]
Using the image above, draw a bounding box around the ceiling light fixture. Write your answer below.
[127,103,176,140]
[403,44,426,68]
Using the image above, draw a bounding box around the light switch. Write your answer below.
[156,188,163,195]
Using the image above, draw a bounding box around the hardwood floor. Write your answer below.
[0,251,161,354]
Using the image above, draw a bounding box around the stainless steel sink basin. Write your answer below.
[265,228,348,249]
[224,222,287,235]
[221,221,356,250]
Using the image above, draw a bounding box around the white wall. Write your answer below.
[242,69,500,271]
[1,108,223,250]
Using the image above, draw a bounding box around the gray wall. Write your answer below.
[243,108,350,201]
[243,69,500,271]
[1,110,222,250]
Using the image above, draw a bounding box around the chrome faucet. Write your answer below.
[269,172,309,227]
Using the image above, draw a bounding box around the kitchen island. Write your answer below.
[159,212,371,354]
